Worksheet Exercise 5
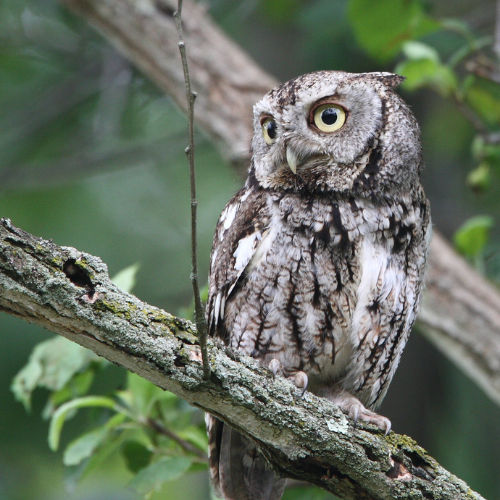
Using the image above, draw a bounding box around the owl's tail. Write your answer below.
[206,414,286,500]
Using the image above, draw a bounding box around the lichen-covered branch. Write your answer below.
[0,218,483,499]
[59,0,500,407]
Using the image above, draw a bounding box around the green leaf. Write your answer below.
[471,135,500,167]
[63,413,126,466]
[122,440,153,473]
[177,425,208,452]
[69,428,139,486]
[465,77,500,128]
[63,426,109,466]
[440,18,474,40]
[11,336,100,410]
[43,369,95,419]
[126,372,174,417]
[48,396,117,451]
[111,262,141,293]
[454,216,494,258]
[348,0,439,61]
[402,40,439,61]
[396,58,457,96]
[467,163,491,192]
[129,457,192,495]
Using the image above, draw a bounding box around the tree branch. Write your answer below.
[58,0,500,406]
[0,218,484,499]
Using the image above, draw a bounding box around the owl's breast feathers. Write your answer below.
[207,185,430,402]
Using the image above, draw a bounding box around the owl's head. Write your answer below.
[249,71,422,197]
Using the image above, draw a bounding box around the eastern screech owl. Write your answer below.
[206,71,431,500]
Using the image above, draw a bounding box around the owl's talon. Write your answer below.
[268,358,282,377]
[352,405,359,426]
[383,420,392,435]
[292,371,308,396]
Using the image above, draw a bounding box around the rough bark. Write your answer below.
[0,218,483,499]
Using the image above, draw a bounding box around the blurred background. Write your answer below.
[1,0,499,499]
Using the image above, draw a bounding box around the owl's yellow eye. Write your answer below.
[261,117,277,145]
[311,103,346,133]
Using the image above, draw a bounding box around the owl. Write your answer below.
[206,71,431,500]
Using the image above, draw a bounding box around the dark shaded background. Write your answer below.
[1,1,499,499]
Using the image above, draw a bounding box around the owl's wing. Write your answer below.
[206,187,284,499]
[207,186,268,340]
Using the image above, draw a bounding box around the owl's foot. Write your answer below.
[268,359,308,396]
[268,358,282,377]
[329,391,391,434]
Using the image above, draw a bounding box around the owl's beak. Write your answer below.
[286,147,298,174]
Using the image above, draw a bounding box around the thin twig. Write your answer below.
[145,417,208,461]
[173,0,210,379]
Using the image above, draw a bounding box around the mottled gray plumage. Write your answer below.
[206,71,431,500]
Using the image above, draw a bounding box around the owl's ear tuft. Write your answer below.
[369,72,405,89]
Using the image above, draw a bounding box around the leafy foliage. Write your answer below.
[11,336,101,412]
[348,0,439,61]
[396,41,457,95]
[11,266,207,497]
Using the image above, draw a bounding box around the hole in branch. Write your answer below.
[405,450,435,480]
[364,446,379,461]
[63,258,95,298]
[386,457,412,480]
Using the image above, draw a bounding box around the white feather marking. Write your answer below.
[223,203,238,230]
[211,248,218,268]
[248,226,276,271]
[233,232,259,271]
[220,295,225,319]
[240,189,252,203]
[204,412,212,429]
[218,202,239,241]
[214,293,221,326]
